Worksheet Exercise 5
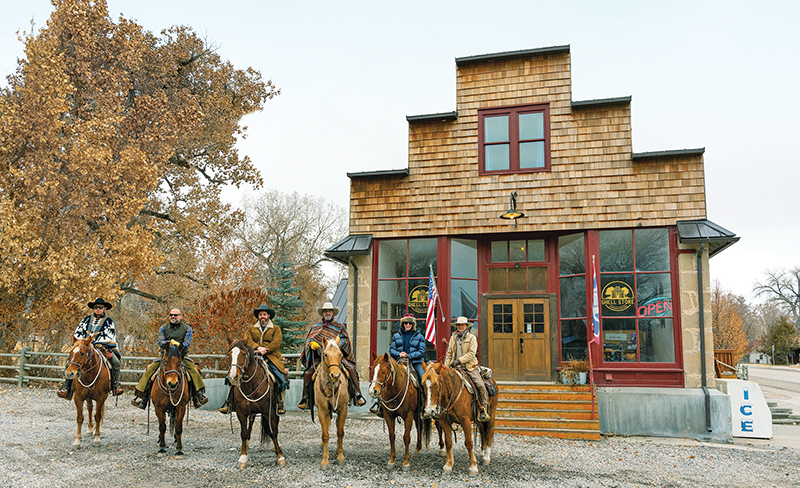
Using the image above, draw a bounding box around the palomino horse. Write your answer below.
[314,336,350,470]
[421,362,498,476]
[150,343,190,457]
[368,352,431,469]
[225,340,286,469]
[64,334,111,448]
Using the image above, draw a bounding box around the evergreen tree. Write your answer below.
[758,316,798,365]
[268,253,307,351]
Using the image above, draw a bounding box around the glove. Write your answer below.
[309,341,320,351]
[450,360,460,369]
[170,339,180,347]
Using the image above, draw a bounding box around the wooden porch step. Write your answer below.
[497,398,594,410]
[499,391,593,401]
[496,408,594,420]
[495,416,599,431]
[495,425,601,440]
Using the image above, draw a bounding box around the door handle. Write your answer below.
[519,336,524,354]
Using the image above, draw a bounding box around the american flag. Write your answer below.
[591,255,600,344]
[425,266,438,344]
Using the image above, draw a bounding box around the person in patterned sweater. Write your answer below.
[297,302,367,410]
[57,298,124,399]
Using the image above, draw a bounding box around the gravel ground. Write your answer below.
[1,384,798,488]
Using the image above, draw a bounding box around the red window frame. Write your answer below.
[478,103,551,174]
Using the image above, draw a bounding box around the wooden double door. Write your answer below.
[487,298,551,381]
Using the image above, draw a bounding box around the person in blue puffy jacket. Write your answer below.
[389,313,426,381]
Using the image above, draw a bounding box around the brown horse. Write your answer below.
[368,352,432,469]
[314,336,350,470]
[421,362,498,476]
[64,334,111,448]
[225,340,285,469]
[150,343,190,457]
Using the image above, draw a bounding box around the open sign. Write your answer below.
[637,297,672,317]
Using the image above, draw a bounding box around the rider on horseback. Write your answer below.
[444,316,490,422]
[130,308,208,409]
[297,302,367,410]
[217,303,289,415]
[57,298,124,399]
[370,313,426,415]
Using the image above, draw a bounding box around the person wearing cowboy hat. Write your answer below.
[218,304,288,415]
[444,316,490,422]
[57,298,124,399]
[130,308,208,409]
[297,301,367,410]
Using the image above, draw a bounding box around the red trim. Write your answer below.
[478,103,551,174]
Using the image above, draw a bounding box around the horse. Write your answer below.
[225,340,285,469]
[421,362,498,476]
[314,336,350,470]
[64,333,112,448]
[368,352,432,469]
[150,343,190,457]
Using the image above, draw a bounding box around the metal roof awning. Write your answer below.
[324,234,373,264]
[676,219,740,257]
[331,278,348,325]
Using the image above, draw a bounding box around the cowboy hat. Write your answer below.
[253,304,276,320]
[454,316,469,325]
[317,301,340,316]
[87,297,113,310]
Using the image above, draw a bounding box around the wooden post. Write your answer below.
[17,347,26,387]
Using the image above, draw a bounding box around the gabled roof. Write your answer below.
[324,234,373,264]
[676,219,739,257]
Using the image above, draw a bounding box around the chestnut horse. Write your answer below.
[314,336,350,470]
[225,340,285,469]
[150,343,189,457]
[64,334,111,448]
[421,362,498,476]
[368,352,432,469]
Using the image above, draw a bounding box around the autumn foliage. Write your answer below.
[711,281,748,362]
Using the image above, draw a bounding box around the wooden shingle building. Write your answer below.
[326,45,738,439]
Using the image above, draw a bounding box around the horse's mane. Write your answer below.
[166,343,182,360]
[229,339,255,367]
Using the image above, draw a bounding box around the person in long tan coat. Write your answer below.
[219,304,288,414]
[443,316,489,421]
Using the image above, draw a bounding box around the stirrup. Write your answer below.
[56,389,69,399]
[355,395,367,407]
[217,404,230,415]
[478,408,490,422]
[196,395,209,407]
[277,402,286,415]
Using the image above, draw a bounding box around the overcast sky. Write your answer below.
[2,0,798,303]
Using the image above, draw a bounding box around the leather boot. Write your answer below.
[297,392,309,411]
[195,387,209,407]
[130,389,146,409]
[277,390,286,415]
[478,406,490,422]
[56,379,72,400]
[217,387,233,414]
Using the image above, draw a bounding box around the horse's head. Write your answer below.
[65,334,97,380]
[162,343,184,390]
[369,352,394,398]
[321,337,344,381]
[421,361,444,419]
[226,340,253,386]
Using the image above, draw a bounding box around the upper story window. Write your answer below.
[479,103,551,174]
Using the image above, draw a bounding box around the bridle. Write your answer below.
[374,359,411,412]
[156,350,186,407]
[229,346,271,404]
[320,344,344,407]
[68,342,105,389]
[426,366,464,419]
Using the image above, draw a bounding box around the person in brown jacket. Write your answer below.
[218,304,288,414]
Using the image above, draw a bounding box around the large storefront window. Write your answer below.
[376,238,437,361]
[558,233,587,361]
[451,239,478,321]
[599,228,674,363]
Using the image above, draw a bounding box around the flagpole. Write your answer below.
[589,255,598,420]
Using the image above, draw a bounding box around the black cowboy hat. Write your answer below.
[87,297,113,310]
[253,304,276,320]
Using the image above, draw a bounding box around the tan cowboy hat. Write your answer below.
[454,316,469,326]
[87,297,113,310]
[317,301,340,316]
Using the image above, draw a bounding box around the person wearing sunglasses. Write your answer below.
[130,308,208,409]
[57,297,124,400]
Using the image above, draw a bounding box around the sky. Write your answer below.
[1,0,798,303]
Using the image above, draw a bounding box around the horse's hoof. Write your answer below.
[276,456,286,467]
[320,463,329,471]
[157,449,167,456]
[387,461,395,467]
[402,464,411,471]
[438,449,446,457]
[468,466,479,477]
[442,466,452,475]
[92,440,101,447]
[174,452,184,459]
[71,440,80,449]
[336,459,345,466]
[237,462,247,470]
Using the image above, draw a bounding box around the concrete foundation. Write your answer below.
[598,387,732,443]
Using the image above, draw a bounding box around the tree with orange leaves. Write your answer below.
[711,280,748,362]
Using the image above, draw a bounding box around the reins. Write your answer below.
[236,354,272,404]
[321,348,344,409]
[70,344,106,389]
[156,354,187,407]
[438,367,464,415]
[378,360,412,413]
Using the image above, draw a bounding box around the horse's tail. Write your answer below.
[422,416,432,449]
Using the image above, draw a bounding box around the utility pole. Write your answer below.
[772,344,775,365]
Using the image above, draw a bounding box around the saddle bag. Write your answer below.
[479,366,497,397]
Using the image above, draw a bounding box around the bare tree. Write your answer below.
[753,267,800,332]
